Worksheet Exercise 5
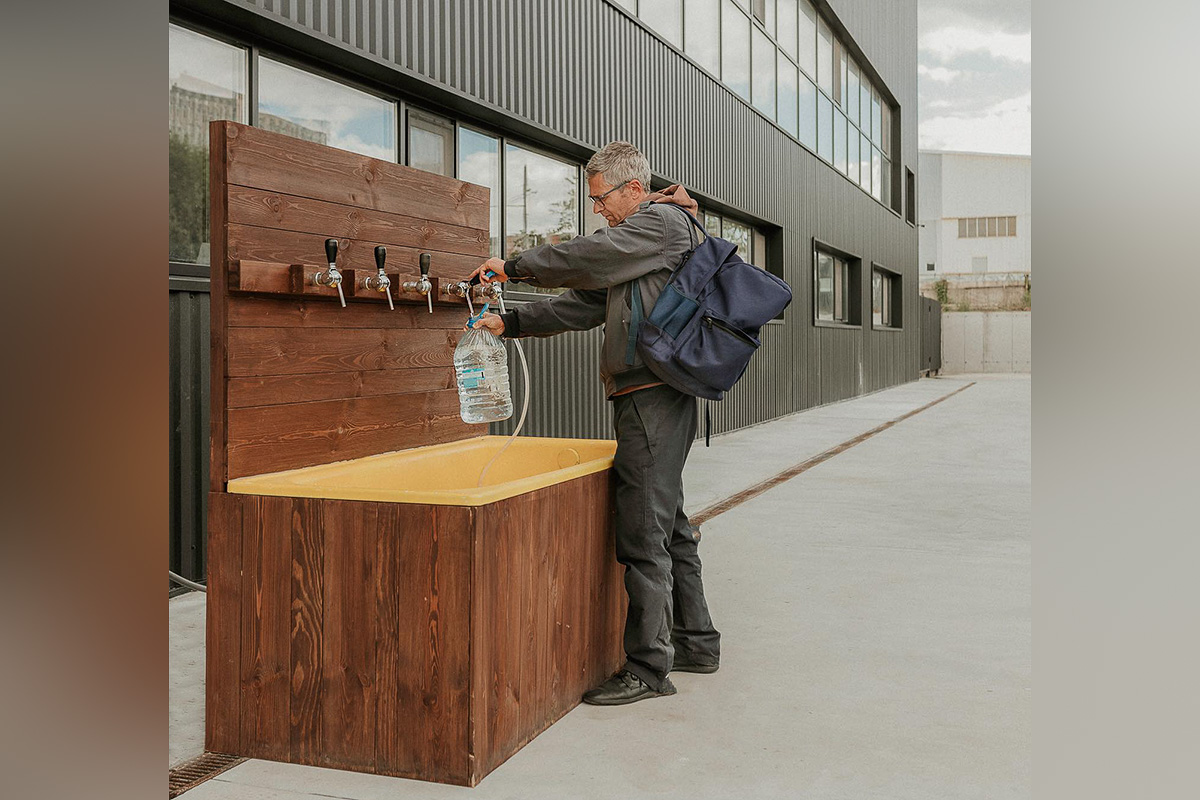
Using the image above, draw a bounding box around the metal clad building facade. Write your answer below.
[169,0,920,582]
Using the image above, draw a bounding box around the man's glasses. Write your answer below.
[587,180,630,208]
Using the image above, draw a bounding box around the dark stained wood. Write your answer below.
[321,501,380,771]
[226,390,477,480]
[226,327,458,377]
[227,186,489,257]
[209,122,231,492]
[228,367,455,408]
[222,121,490,229]
[289,498,324,764]
[239,496,291,760]
[205,492,242,754]
[228,224,485,285]
[228,295,468,330]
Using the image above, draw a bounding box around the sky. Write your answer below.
[917,0,1031,156]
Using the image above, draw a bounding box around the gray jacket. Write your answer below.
[500,201,701,398]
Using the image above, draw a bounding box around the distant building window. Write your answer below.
[926,263,935,272]
[408,109,454,177]
[169,24,248,266]
[872,266,901,328]
[814,246,859,325]
[971,256,988,273]
[257,57,396,161]
[957,216,1017,238]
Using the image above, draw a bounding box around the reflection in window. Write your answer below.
[684,0,721,76]
[777,0,798,60]
[704,212,722,235]
[640,0,683,49]
[872,267,899,327]
[882,156,891,207]
[169,24,247,265]
[257,58,396,161]
[859,132,872,193]
[722,218,753,259]
[817,92,832,162]
[871,88,882,146]
[777,52,799,138]
[505,144,579,295]
[798,74,817,150]
[721,1,751,101]
[751,26,776,119]
[871,146,882,202]
[457,127,502,257]
[816,16,833,96]
[848,125,859,184]
[408,109,454,177]
[860,74,872,138]
[847,58,860,129]
[816,250,854,324]
[834,109,847,174]
[798,0,817,80]
[881,102,892,156]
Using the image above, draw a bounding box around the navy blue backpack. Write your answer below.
[628,208,793,411]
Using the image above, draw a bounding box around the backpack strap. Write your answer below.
[625,276,644,366]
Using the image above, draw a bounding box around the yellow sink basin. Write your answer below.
[226,435,617,506]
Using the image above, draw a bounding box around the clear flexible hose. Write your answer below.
[477,292,530,487]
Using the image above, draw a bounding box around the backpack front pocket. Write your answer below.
[676,314,760,391]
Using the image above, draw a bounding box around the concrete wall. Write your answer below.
[941,311,1031,374]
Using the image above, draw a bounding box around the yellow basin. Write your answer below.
[226,435,617,506]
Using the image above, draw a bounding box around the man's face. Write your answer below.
[587,174,645,227]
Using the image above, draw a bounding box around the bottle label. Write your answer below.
[460,367,483,389]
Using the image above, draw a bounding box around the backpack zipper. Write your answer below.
[703,315,758,347]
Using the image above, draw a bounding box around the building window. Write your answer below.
[858,132,872,194]
[834,108,847,175]
[169,24,248,267]
[814,246,859,325]
[798,73,817,150]
[721,1,751,101]
[751,25,777,118]
[257,57,396,161]
[777,0,798,60]
[926,263,936,272]
[407,109,454,177]
[872,266,901,328]
[504,143,580,296]
[684,0,722,75]
[777,51,799,138]
[817,92,832,162]
[457,126,503,258]
[797,1,817,80]
[640,0,683,49]
[906,168,916,225]
[956,216,1018,238]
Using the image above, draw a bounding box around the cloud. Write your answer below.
[920,26,1031,65]
[918,64,961,83]
[920,91,1031,156]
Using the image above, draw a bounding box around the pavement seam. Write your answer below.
[690,381,976,527]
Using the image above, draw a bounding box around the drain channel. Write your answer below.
[691,382,975,527]
[168,752,245,798]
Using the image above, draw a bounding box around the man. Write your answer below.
[467,141,721,706]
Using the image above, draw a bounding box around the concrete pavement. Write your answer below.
[169,374,1030,798]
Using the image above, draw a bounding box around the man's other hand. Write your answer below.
[467,312,505,336]
[648,184,699,217]
[468,257,509,284]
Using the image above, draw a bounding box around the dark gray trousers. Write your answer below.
[610,384,721,691]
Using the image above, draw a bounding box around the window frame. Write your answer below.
[812,238,861,329]
[870,263,903,331]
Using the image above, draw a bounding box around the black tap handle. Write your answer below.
[324,238,339,265]
[419,252,431,277]
[374,245,387,272]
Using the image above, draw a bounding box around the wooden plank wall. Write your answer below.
[209,120,492,486]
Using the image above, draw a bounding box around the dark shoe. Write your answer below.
[581,669,677,705]
[671,651,720,674]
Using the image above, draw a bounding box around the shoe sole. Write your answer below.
[671,663,719,674]
[581,687,678,706]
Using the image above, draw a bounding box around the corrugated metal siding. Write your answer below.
[169,286,211,583]
[173,0,917,435]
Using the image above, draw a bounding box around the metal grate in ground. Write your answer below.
[168,752,245,798]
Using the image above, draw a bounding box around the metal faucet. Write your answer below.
[401,252,434,313]
[363,245,394,310]
[444,272,502,317]
[314,238,346,307]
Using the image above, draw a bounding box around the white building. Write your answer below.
[918,150,1031,279]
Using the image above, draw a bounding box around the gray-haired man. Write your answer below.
[468,141,721,706]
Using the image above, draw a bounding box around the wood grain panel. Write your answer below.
[227,327,457,377]
[239,496,292,760]
[227,186,489,257]
[228,224,485,285]
[228,367,456,408]
[226,390,477,480]
[228,295,469,330]
[321,501,380,771]
[222,122,489,229]
[209,122,231,491]
[205,492,242,754]
[289,497,324,763]
[373,503,413,776]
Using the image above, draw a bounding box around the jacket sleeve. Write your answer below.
[504,207,669,290]
[501,288,608,339]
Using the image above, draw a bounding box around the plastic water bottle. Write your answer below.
[454,327,513,424]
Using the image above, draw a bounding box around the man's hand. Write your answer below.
[468,257,509,284]
[648,183,699,217]
[466,312,506,336]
